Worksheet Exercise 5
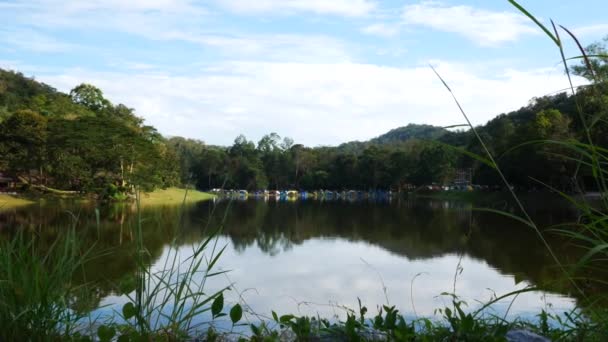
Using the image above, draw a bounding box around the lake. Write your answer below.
[0,195,587,328]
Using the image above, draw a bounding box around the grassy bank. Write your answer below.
[0,187,214,209]
[0,193,34,211]
[139,187,215,206]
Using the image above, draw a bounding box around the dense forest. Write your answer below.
[0,37,606,196]
[0,72,180,199]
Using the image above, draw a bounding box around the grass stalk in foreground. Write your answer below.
[0,227,96,340]
[428,0,608,330]
[92,186,240,340]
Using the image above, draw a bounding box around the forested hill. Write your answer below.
[0,68,180,199]
[1,56,606,194]
[371,124,448,144]
[336,124,449,153]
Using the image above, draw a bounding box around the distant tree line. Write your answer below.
[1,36,606,195]
[165,85,603,192]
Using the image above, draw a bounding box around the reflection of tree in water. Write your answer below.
[2,198,601,311]
[1,202,187,312]
[200,199,599,303]
[210,199,476,259]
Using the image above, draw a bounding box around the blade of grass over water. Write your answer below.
[551,21,608,205]
[429,63,589,305]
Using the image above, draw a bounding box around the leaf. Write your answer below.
[119,276,136,294]
[211,293,224,318]
[250,324,260,336]
[97,325,116,342]
[576,243,608,270]
[472,287,538,318]
[117,335,130,342]
[122,302,137,320]
[473,208,536,230]
[280,314,295,323]
[507,0,559,46]
[230,303,243,324]
[447,145,496,169]
[442,124,469,129]
[272,310,279,322]
[208,245,227,270]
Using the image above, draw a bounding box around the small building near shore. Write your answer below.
[0,173,16,191]
[453,168,473,187]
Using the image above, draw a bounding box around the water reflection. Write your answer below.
[0,197,589,319]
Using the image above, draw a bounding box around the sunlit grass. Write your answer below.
[139,187,215,206]
[0,194,34,211]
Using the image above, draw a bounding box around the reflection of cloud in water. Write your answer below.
[7,198,581,326]
[97,236,572,323]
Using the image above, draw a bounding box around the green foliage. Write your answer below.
[0,109,47,177]
[429,3,608,340]
[0,69,179,197]
[0,228,95,341]
[185,87,606,191]
[571,35,608,82]
[2,66,606,194]
[69,83,111,112]
[245,298,606,341]
[230,303,243,325]
[371,124,448,145]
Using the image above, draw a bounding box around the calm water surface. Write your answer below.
[1,196,586,325]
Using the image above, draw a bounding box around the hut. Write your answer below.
[0,173,16,192]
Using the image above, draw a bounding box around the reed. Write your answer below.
[0,226,96,340]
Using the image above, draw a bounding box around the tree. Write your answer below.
[69,84,111,113]
[290,144,315,188]
[167,137,206,185]
[389,150,414,190]
[0,110,47,182]
[258,133,283,188]
[228,135,265,189]
[257,133,281,153]
[194,147,227,189]
[571,36,608,149]
[572,35,608,82]
[412,143,456,185]
[329,153,358,189]
[110,103,143,126]
[47,116,174,193]
[358,146,390,189]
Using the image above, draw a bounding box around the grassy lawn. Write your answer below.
[139,187,215,206]
[0,194,35,211]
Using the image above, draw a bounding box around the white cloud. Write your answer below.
[34,61,585,147]
[214,0,376,17]
[573,24,608,38]
[1,0,588,148]
[0,29,77,53]
[401,1,538,46]
[169,33,353,63]
[17,0,200,13]
[5,0,207,39]
[3,0,352,63]
[361,23,401,37]
[0,60,23,71]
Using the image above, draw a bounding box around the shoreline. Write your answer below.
[0,187,215,210]
[411,190,604,202]
[0,193,36,211]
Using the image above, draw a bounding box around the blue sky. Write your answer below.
[1,0,607,146]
